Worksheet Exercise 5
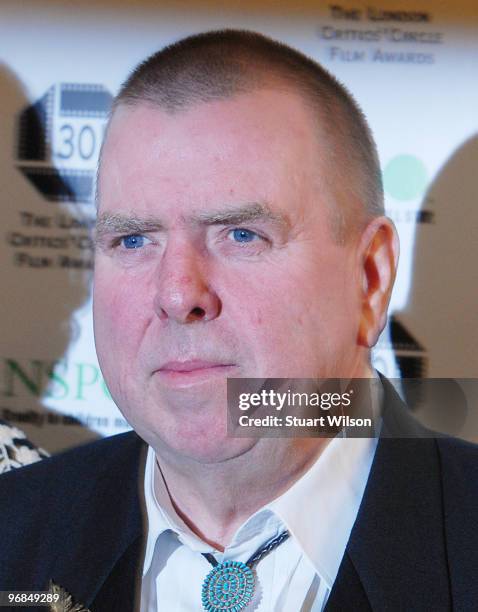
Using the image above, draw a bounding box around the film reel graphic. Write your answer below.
[16,83,113,203]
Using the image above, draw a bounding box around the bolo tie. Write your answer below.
[201,530,290,612]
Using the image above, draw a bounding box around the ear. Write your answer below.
[357,217,399,348]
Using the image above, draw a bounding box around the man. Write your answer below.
[0,30,476,612]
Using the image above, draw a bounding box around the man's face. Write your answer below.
[94,89,366,461]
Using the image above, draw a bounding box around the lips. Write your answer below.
[154,359,237,387]
[159,360,233,373]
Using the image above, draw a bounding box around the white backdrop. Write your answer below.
[1,0,477,451]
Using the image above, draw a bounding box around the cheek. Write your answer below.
[220,253,358,375]
[93,267,153,359]
[222,272,310,367]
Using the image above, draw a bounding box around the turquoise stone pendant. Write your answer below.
[201,560,255,611]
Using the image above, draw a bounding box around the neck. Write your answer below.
[155,437,328,551]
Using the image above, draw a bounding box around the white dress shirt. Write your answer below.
[140,431,378,612]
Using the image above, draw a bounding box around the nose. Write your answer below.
[153,242,221,324]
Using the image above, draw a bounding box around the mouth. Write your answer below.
[154,360,237,388]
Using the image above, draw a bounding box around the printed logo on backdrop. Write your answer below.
[382,154,434,225]
[373,315,429,409]
[16,83,112,203]
[8,84,113,270]
[390,317,427,381]
[317,4,445,65]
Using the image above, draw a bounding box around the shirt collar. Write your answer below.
[266,434,378,588]
[142,445,214,576]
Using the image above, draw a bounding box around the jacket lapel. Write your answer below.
[47,433,147,610]
[89,535,144,611]
[327,378,451,610]
[325,551,372,611]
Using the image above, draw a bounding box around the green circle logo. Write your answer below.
[383,154,428,201]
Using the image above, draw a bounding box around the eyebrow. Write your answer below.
[94,213,164,245]
[191,202,289,228]
[94,202,289,245]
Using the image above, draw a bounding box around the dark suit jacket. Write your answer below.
[0,378,477,611]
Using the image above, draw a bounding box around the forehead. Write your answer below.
[98,90,329,223]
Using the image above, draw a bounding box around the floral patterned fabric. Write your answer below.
[0,419,49,473]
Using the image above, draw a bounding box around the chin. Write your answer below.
[122,382,257,463]
[182,443,254,465]
[153,428,256,465]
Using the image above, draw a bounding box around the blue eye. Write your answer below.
[121,235,148,249]
[230,229,258,243]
